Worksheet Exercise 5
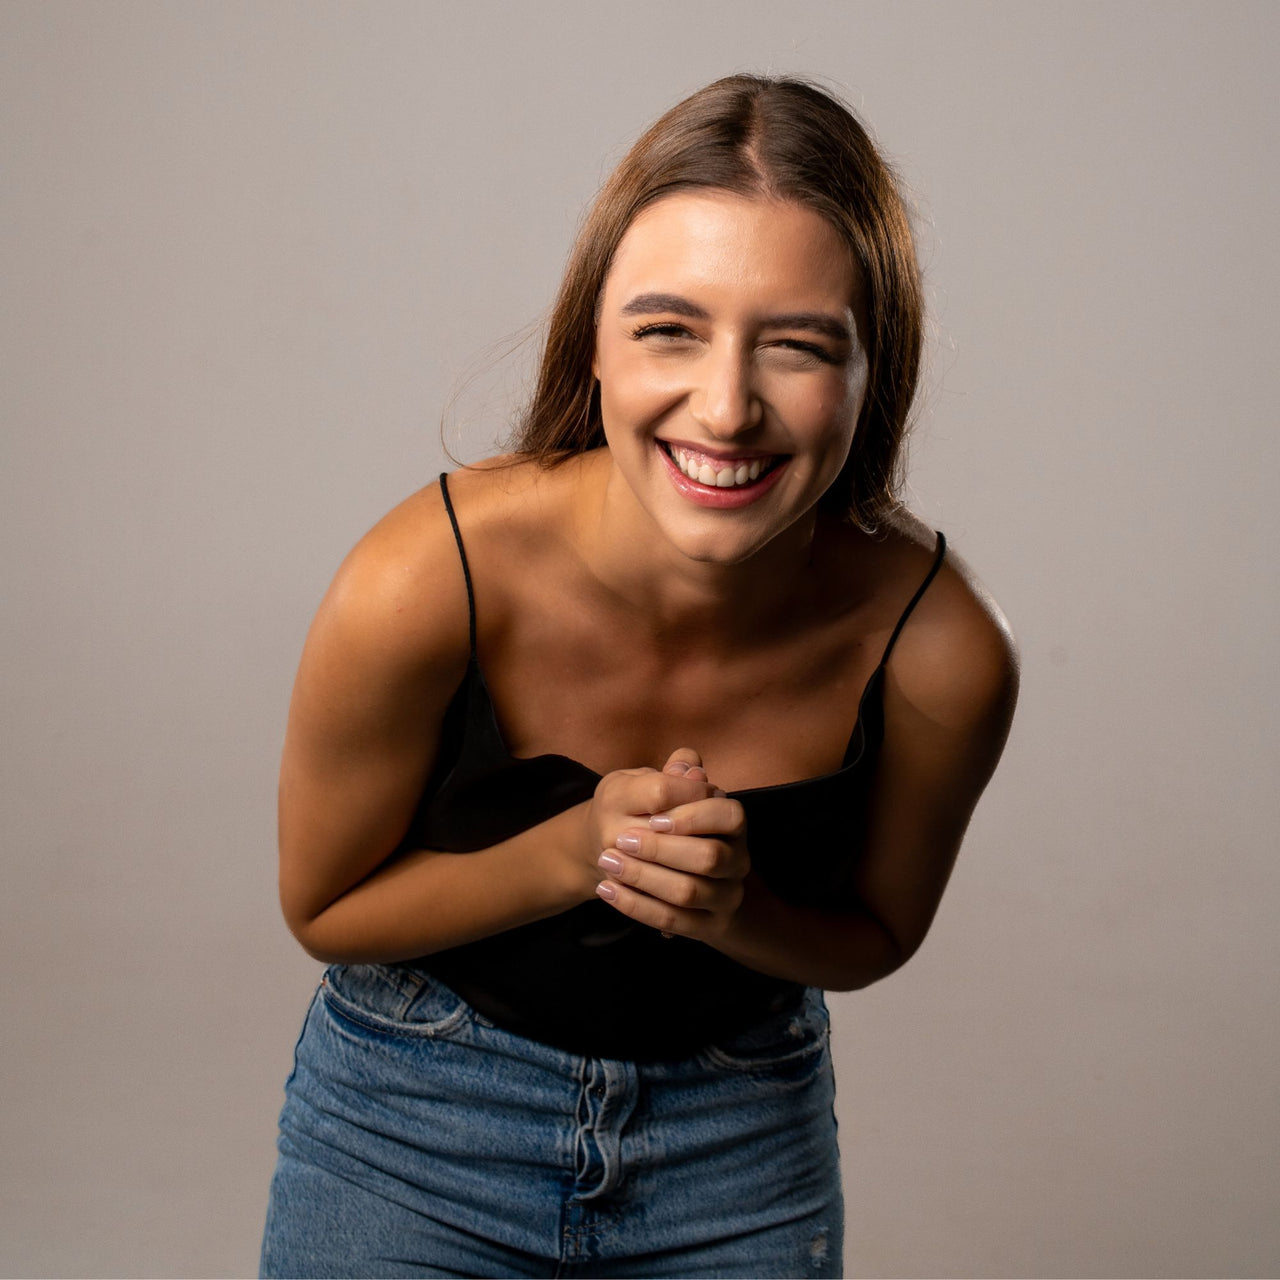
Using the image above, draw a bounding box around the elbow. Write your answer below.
[280,890,411,966]
[290,925,344,965]
[285,913,377,966]
[827,915,922,993]
[836,944,914,992]
[279,885,350,965]
[282,905,339,963]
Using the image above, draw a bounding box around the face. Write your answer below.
[592,191,868,566]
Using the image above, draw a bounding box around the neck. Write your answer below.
[573,452,829,648]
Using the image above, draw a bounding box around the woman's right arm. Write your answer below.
[277,485,715,964]
[277,486,598,964]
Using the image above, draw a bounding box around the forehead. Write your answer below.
[603,192,860,312]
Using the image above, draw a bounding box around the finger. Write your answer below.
[662,746,707,783]
[629,770,716,818]
[598,852,728,913]
[597,768,709,821]
[594,879,708,940]
[648,796,746,841]
[662,747,703,774]
[612,829,745,879]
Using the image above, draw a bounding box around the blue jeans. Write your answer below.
[261,964,843,1278]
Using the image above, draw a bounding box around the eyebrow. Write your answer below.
[618,292,852,343]
[619,293,709,320]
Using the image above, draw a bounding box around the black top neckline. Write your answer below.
[396,474,950,1060]
[438,471,946,799]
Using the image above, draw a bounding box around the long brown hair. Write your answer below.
[512,74,923,530]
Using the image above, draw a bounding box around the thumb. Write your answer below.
[662,746,705,781]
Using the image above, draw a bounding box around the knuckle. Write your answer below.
[656,906,681,934]
[695,843,725,876]
[596,771,624,803]
[723,799,746,834]
[671,879,700,909]
[599,768,658,815]
[647,774,671,812]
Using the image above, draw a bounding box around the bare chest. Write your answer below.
[480,610,884,791]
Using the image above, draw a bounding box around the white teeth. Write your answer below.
[671,445,772,489]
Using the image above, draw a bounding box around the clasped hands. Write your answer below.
[588,747,750,943]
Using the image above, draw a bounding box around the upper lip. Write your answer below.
[658,438,783,462]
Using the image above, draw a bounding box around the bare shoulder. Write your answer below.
[309,476,472,687]
[329,453,584,640]
[440,452,590,532]
[428,452,597,591]
[877,509,1020,739]
[320,452,549,626]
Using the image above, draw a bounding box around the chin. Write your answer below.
[657,510,802,568]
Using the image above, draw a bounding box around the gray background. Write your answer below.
[2,2,1277,1276]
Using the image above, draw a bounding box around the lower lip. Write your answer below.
[657,445,788,509]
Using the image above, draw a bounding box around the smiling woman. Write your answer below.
[261,74,1017,1279]
[593,194,865,557]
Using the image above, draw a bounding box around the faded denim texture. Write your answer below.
[261,964,842,1278]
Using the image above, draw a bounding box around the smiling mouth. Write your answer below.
[661,443,784,490]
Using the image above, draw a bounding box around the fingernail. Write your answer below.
[597,852,624,874]
[666,761,690,776]
[649,815,674,832]
[595,881,618,902]
[615,833,641,852]
[713,787,727,798]
[687,767,707,781]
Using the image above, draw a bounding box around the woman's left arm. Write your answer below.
[597,579,1019,990]
[723,584,1020,989]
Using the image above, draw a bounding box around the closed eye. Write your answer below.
[631,323,695,342]
[630,325,844,367]
[768,339,840,366]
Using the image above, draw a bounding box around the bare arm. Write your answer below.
[594,568,1020,990]
[278,484,718,965]
[277,487,584,962]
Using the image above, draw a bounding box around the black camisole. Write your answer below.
[396,473,947,1061]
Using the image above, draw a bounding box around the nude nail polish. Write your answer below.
[597,852,624,874]
[649,815,674,832]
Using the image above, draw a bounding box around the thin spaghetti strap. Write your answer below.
[879,532,947,667]
[438,472,477,657]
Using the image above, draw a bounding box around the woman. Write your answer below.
[261,74,1017,1279]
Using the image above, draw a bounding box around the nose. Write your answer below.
[690,342,761,440]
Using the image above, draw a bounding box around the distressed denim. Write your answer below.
[261,964,842,1278]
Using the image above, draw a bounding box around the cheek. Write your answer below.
[814,365,869,448]
[784,375,862,444]
[598,352,683,429]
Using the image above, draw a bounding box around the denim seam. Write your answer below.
[319,978,473,1040]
